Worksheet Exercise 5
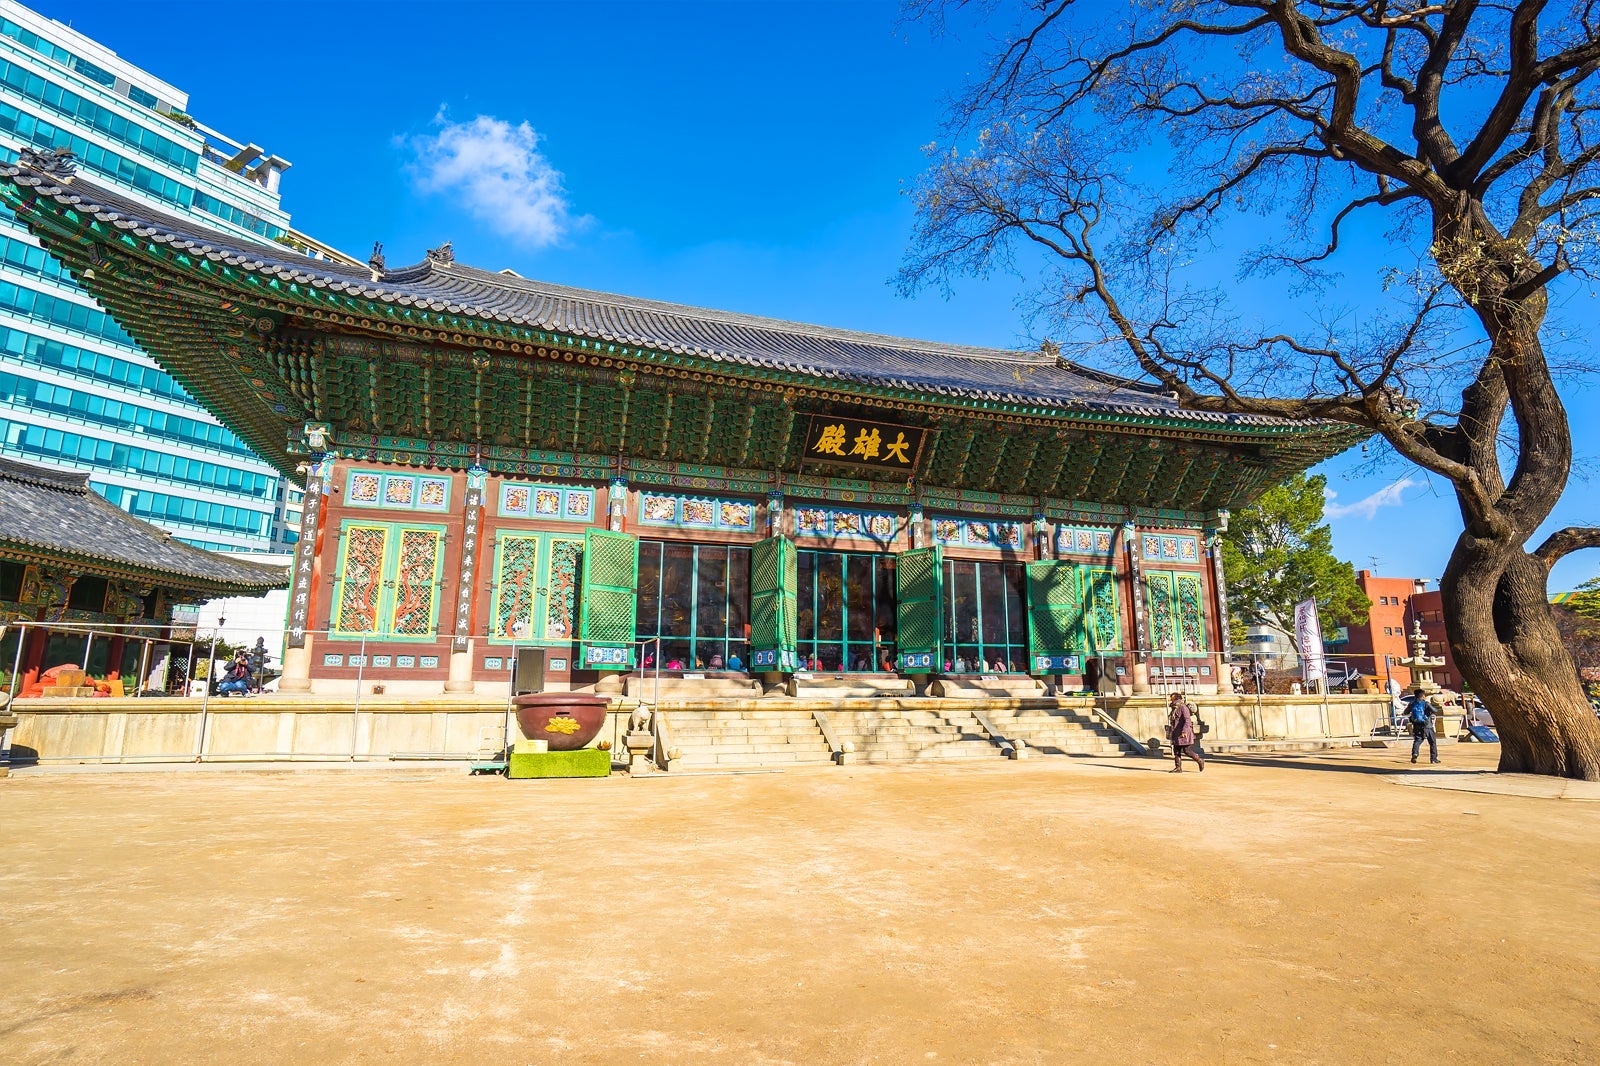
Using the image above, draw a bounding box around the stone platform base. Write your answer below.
[930,678,1045,699]
[508,748,611,779]
[623,676,761,699]
[792,675,915,698]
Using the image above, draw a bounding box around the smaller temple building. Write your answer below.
[0,456,286,696]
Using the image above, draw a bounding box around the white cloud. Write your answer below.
[1325,477,1416,520]
[404,111,580,248]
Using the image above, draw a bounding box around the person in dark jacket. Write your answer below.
[1406,688,1439,764]
[1168,693,1205,773]
[218,653,251,697]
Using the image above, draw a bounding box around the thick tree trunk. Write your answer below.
[1441,539,1600,780]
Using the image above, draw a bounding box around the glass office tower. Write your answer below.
[0,1,330,552]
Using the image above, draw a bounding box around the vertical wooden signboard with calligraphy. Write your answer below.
[284,469,324,649]
[452,469,486,653]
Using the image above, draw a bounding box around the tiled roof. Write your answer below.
[0,161,1312,429]
[0,457,287,593]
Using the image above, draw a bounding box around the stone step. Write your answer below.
[702,751,836,768]
[672,741,830,756]
[671,726,826,739]
[856,745,1004,762]
[831,723,958,737]
[666,713,822,724]
[1004,726,1122,741]
[852,737,1000,753]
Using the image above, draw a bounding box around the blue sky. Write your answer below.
[38,0,1600,592]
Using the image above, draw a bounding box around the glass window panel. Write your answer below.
[727,548,750,639]
[814,552,844,640]
[845,555,875,642]
[797,550,816,643]
[696,549,727,637]
[875,557,897,646]
[636,540,662,636]
[1003,564,1026,648]
[659,544,694,637]
[951,561,979,648]
[979,562,1006,651]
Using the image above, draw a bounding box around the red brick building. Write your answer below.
[1408,589,1464,692]
[1334,571,1431,688]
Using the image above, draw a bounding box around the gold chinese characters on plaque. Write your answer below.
[802,415,926,473]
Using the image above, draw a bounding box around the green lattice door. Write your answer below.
[1082,567,1122,652]
[489,533,585,644]
[578,528,639,670]
[748,535,798,672]
[896,545,943,670]
[1027,561,1087,673]
[330,520,446,640]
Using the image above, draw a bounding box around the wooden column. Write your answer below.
[1208,518,1235,693]
[105,634,127,681]
[18,619,49,694]
[1122,520,1151,694]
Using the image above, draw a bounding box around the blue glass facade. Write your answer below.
[0,2,298,552]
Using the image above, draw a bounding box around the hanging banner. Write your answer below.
[801,415,925,473]
[1294,597,1326,682]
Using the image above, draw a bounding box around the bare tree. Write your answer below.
[901,0,1600,778]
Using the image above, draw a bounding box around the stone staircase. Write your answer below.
[984,704,1144,757]
[665,710,834,770]
[828,707,1007,764]
[658,701,1142,771]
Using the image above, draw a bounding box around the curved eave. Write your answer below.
[1,537,288,597]
[0,166,1367,483]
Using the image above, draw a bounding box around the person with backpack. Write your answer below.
[1167,693,1205,773]
[1406,687,1439,764]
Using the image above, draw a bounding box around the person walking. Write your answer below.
[1406,687,1439,764]
[1250,657,1267,694]
[1168,693,1205,773]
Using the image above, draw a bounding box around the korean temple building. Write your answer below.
[0,454,285,696]
[0,152,1363,701]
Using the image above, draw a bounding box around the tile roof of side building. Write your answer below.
[0,157,1317,429]
[0,457,288,593]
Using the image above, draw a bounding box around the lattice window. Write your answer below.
[1085,567,1122,651]
[545,538,582,640]
[333,525,388,634]
[1145,569,1205,654]
[330,520,445,639]
[492,535,539,640]
[1026,561,1086,657]
[390,530,442,636]
[1146,571,1177,653]
[896,546,943,660]
[1176,573,1206,653]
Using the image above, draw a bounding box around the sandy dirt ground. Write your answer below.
[3,744,1597,1064]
